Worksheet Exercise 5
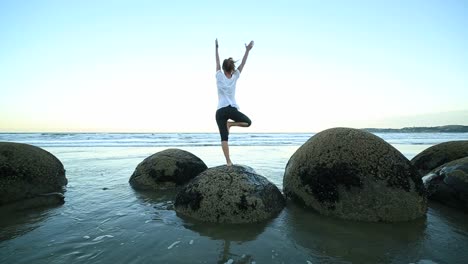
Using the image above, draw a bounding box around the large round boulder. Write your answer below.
[423,156,468,211]
[411,141,468,176]
[0,142,67,207]
[129,148,207,190]
[283,127,427,222]
[174,165,285,223]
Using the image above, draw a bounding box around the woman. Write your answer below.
[215,38,254,166]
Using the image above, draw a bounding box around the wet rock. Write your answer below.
[174,165,285,223]
[0,142,67,207]
[423,156,468,211]
[129,148,207,190]
[411,141,468,176]
[283,127,427,222]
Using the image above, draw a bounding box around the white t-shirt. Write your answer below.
[216,69,240,109]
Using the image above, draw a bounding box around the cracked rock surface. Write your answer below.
[283,127,427,222]
[174,165,285,223]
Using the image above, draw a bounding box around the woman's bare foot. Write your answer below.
[227,121,233,133]
[226,161,233,167]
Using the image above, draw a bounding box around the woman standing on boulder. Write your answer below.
[215,38,254,166]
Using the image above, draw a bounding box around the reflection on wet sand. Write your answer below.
[179,214,270,264]
[0,205,61,241]
[133,185,271,263]
[283,202,427,263]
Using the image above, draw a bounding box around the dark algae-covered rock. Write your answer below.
[129,148,207,190]
[411,141,468,176]
[174,165,285,223]
[423,156,468,212]
[0,142,67,208]
[283,127,427,222]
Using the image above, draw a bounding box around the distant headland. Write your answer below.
[362,125,468,133]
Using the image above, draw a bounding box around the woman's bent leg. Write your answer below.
[227,109,252,132]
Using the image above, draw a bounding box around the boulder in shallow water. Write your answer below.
[423,156,468,211]
[411,141,468,176]
[174,165,285,223]
[129,148,207,190]
[283,127,427,222]
[0,142,67,207]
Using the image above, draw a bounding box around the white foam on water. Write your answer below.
[92,235,114,241]
[83,236,90,239]
[189,240,194,245]
[4,132,468,148]
[416,260,438,264]
[307,261,313,264]
[224,259,234,264]
[100,218,111,224]
[145,220,152,223]
[167,241,180,249]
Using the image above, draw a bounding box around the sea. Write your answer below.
[1,132,468,264]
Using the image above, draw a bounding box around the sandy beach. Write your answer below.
[1,133,468,263]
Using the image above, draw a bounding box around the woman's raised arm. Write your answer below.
[215,39,221,72]
[237,40,254,73]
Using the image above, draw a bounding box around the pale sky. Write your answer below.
[1,0,467,132]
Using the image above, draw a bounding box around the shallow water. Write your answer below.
[1,134,468,263]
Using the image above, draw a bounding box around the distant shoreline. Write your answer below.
[362,125,468,133]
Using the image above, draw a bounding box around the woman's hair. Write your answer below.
[222,57,236,73]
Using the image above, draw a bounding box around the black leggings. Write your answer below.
[215,105,252,141]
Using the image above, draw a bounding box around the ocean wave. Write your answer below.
[1,132,468,148]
